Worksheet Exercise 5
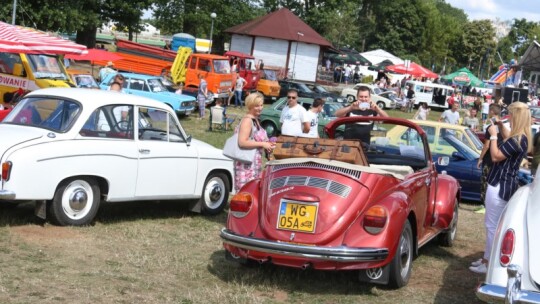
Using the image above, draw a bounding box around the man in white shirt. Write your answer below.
[304,98,325,138]
[439,103,460,125]
[280,89,310,136]
[344,65,352,85]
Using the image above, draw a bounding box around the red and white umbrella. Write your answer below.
[0,21,87,55]
[386,61,438,79]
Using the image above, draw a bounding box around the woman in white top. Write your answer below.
[413,103,429,120]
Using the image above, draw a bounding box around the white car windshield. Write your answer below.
[4,97,81,132]
[147,78,168,92]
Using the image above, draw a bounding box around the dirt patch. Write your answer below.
[9,225,88,246]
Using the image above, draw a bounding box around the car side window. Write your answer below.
[189,57,197,69]
[129,79,147,91]
[276,100,287,111]
[80,105,134,139]
[440,128,464,147]
[198,59,210,72]
[138,107,172,142]
[168,114,185,143]
[419,126,435,144]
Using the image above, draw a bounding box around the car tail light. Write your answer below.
[500,229,515,266]
[229,192,253,218]
[363,206,387,234]
[2,162,12,181]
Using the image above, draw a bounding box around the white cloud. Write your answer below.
[446,0,540,21]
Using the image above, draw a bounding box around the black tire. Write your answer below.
[439,199,458,247]
[262,121,278,137]
[200,172,230,215]
[48,177,101,226]
[376,101,386,109]
[347,95,356,103]
[388,220,413,288]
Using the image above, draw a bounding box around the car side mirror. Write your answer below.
[451,151,465,160]
[437,156,450,166]
[13,63,24,77]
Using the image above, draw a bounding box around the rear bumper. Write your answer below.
[0,189,16,200]
[220,228,388,262]
[477,283,540,303]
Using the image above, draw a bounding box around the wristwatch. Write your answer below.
[490,136,498,140]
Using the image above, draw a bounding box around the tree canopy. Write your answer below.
[2,0,539,77]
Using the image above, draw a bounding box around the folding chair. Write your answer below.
[210,106,226,131]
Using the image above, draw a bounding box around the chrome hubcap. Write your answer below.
[69,188,88,211]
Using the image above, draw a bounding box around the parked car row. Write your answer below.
[278,79,346,104]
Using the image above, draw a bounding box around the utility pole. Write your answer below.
[12,0,17,25]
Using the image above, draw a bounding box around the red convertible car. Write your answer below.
[220,117,460,288]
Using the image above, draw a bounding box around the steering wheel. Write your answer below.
[113,120,129,131]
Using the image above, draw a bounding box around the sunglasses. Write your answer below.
[287,96,297,99]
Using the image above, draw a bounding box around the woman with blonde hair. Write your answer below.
[469,101,532,274]
[234,93,275,191]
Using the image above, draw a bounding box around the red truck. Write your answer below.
[223,51,260,93]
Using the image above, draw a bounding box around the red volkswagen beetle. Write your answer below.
[220,116,460,288]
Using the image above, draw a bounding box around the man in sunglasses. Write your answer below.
[335,85,388,146]
[280,89,310,137]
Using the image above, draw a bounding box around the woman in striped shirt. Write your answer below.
[469,101,532,274]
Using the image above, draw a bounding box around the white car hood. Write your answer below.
[0,125,46,157]
[527,174,540,286]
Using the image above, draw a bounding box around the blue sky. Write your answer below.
[446,0,540,21]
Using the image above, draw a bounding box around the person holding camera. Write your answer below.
[470,102,532,274]
[335,85,388,145]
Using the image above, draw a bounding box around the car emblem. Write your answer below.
[366,267,384,280]
[289,233,295,241]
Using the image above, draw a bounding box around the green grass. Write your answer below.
[0,105,486,304]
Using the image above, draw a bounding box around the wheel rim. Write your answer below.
[398,228,412,279]
[377,102,385,109]
[61,180,93,220]
[347,95,355,102]
[203,177,226,210]
[263,122,276,137]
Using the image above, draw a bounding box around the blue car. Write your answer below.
[99,72,196,115]
[433,134,532,202]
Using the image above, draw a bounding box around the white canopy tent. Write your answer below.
[360,49,403,65]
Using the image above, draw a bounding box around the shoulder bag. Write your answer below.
[222,118,256,164]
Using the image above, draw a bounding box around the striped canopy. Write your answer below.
[0,21,87,55]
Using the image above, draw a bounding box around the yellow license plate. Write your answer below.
[277,201,318,233]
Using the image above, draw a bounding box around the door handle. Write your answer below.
[139,149,150,154]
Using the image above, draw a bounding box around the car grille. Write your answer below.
[271,162,361,179]
[269,175,351,198]
[220,81,232,88]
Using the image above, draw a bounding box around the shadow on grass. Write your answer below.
[0,200,229,227]
[418,236,485,303]
[206,249,381,297]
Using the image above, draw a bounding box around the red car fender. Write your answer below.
[226,179,261,235]
[433,174,460,230]
[341,191,410,264]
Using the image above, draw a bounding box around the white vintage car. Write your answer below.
[0,88,234,226]
[340,83,395,109]
[476,170,540,303]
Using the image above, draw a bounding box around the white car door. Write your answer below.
[135,106,198,198]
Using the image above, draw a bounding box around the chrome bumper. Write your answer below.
[477,265,540,304]
[0,189,16,200]
[176,106,195,114]
[215,92,229,99]
[220,228,389,262]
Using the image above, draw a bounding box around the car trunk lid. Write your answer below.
[0,125,45,157]
[258,162,397,245]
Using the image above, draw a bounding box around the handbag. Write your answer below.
[222,119,256,164]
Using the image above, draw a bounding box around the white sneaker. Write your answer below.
[471,258,483,267]
[469,263,487,274]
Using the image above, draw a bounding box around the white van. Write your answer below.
[405,81,455,109]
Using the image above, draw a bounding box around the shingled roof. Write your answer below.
[225,8,333,48]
